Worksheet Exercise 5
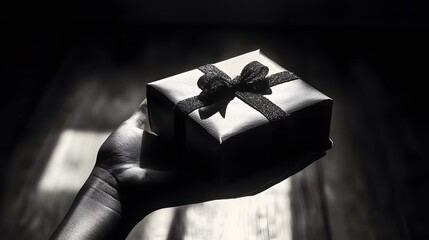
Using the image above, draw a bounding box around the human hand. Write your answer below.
[52,98,318,240]
[93,99,259,227]
[93,99,222,226]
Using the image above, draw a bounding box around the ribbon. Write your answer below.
[172,61,299,161]
[171,61,299,161]
[174,61,299,122]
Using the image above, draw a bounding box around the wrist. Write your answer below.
[85,166,122,215]
[87,166,151,234]
[85,166,143,239]
[51,167,129,240]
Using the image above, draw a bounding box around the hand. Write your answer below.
[51,99,223,240]
[52,99,314,240]
[94,99,225,226]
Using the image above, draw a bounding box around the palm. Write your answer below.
[97,119,145,184]
[94,100,293,223]
[94,101,217,218]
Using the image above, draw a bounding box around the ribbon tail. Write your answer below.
[199,99,231,119]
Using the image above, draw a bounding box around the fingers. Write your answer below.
[137,99,148,115]
[124,99,153,133]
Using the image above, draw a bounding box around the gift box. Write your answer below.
[146,50,332,185]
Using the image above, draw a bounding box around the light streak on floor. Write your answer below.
[37,129,111,192]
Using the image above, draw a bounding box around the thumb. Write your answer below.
[124,99,154,134]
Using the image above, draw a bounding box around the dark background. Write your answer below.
[1,0,428,239]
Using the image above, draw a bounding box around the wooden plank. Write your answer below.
[290,161,331,240]
[318,55,409,240]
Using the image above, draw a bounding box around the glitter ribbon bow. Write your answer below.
[172,61,300,158]
[174,61,299,122]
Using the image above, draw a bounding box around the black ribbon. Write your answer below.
[172,61,299,160]
[174,61,299,122]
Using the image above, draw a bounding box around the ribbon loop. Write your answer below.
[198,74,233,103]
[239,61,269,86]
[238,61,270,92]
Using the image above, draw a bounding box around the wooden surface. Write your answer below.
[1,26,425,240]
